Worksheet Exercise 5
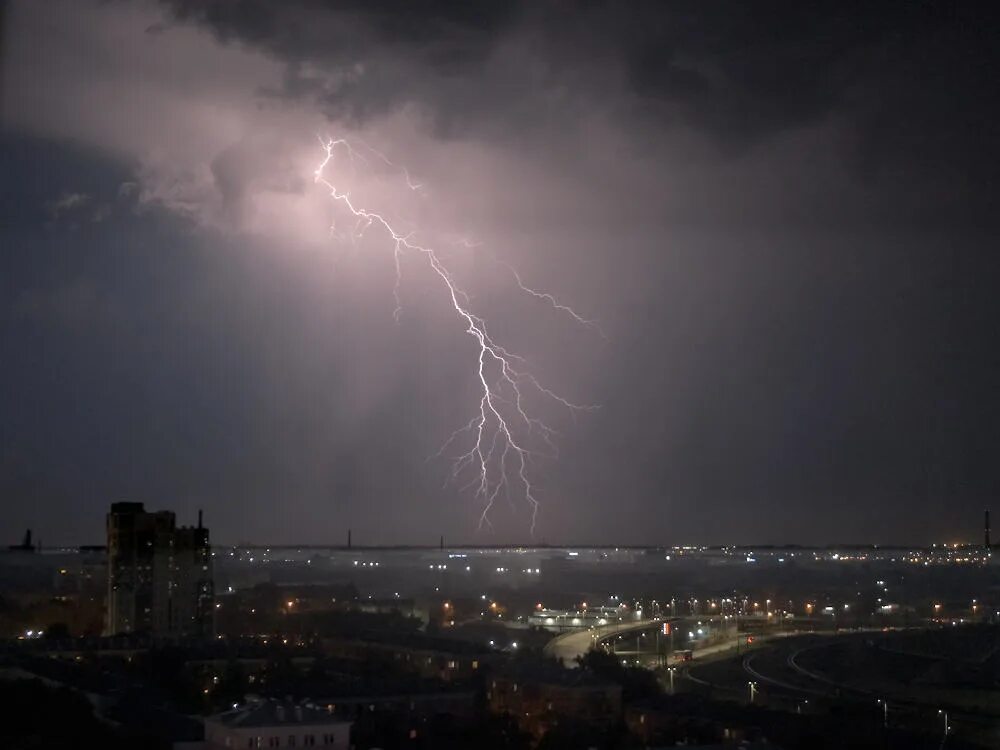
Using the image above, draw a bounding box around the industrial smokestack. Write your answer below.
[198,509,203,529]
[986,509,991,549]
[347,529,352,550]
[440,535,444,550]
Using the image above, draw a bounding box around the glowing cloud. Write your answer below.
[314,137,598,532]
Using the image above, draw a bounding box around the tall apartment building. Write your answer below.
[105,502,214,637]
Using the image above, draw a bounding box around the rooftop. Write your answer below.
[209,699,351,729]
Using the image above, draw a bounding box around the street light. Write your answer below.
[667,667,676,694]
[748,681,757,704]
[877,699,887,728]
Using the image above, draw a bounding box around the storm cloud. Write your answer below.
[2,1,999,545]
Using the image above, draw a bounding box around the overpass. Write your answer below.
[544,618,667,666]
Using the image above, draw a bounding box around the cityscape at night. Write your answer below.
[3,1,1000,749]
[4,507,1000,748]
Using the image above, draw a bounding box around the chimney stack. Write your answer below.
[347,529,352,549]
[198,509,203,529]
[986,509,991,549]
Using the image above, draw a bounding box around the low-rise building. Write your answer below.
[318,690,476,721]
[320,635,495,681]
[488,662,622,739]
[205,699,352,750]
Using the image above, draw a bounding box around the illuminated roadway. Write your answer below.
[544,619,662,666]
[545,616,772,667]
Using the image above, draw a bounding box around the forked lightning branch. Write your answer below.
[313,137,597,532]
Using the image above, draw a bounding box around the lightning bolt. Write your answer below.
[314,137,597,533]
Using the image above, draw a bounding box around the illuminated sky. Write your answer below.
[2,1,998,545]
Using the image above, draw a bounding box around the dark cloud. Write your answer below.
[162,0,519,68]
[161,0,522,130]
[159,0,1000,193]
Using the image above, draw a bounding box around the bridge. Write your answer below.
[543,618,668,666]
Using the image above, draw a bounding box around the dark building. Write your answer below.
[488,662,622,740]
[8,528,36,552]
[105,502,213,637]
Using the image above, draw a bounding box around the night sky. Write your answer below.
[2,1,999,546]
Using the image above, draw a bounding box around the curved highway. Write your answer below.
[544,619,661,666]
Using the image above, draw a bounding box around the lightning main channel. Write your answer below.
[314,137,596,533]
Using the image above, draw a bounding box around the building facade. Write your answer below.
[205,699,352,750]
[488,665,622,740]
[105,502,213,636]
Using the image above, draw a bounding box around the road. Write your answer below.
[544,619,661,666]
[546,619,792,668]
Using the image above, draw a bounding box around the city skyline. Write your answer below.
[7,507,998,551]
[3,2,1000,546]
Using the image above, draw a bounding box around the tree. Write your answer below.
[44,621,71,640]
[216,659,249,706]
[0,678,135,749]
[577,649,661,702]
